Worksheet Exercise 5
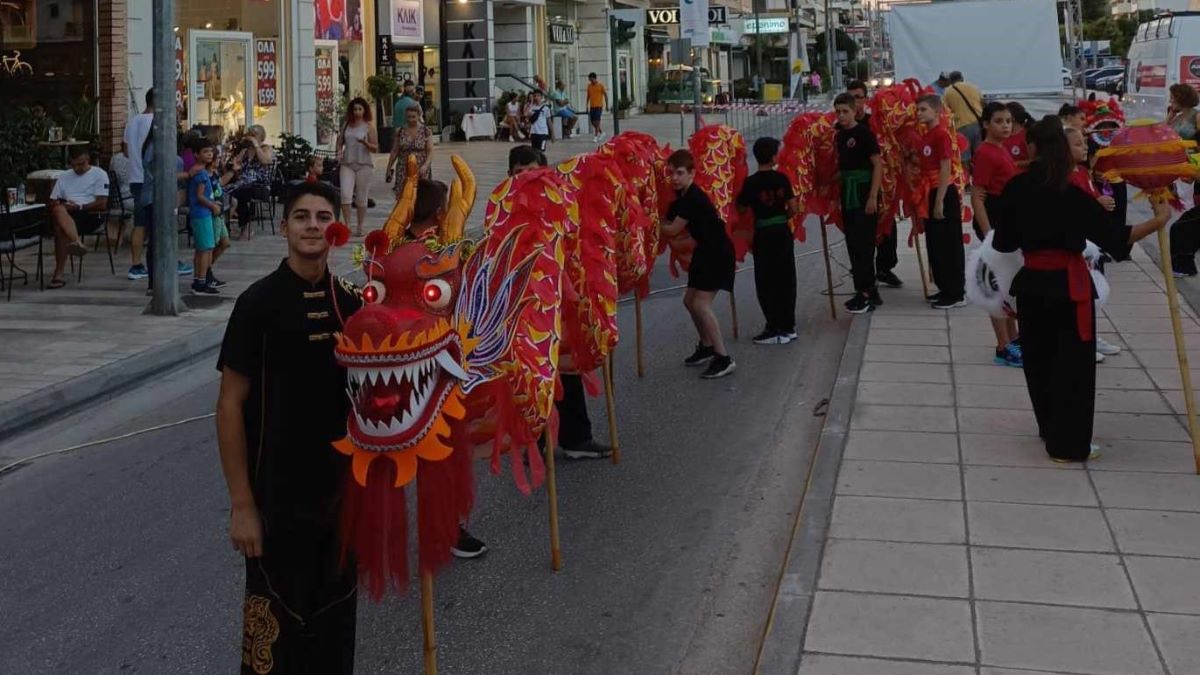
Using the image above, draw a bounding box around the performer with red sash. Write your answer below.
[994,117,1170,463]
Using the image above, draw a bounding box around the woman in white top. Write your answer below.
[504,95,526,141]
[336,97,379,236]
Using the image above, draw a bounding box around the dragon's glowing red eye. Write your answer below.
[422,279,452,310]
[363,280,385,304]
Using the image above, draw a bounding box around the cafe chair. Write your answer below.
[0,195,46,301]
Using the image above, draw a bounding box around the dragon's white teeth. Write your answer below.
[435,350,469,380]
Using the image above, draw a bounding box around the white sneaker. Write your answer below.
[596,132,606,143]
[1096,337,1122,356]
[1095,351,1106,363]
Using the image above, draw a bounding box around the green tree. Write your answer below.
[1082,0,1108,23]
[813,29,860,69]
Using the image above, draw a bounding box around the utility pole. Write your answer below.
[755,0,764,99]
[609,14,621,136]
[693,46,703,131]
[825,0,837,93]
[149,0,182,314]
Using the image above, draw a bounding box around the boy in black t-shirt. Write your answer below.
[736,137,798,344]
[663,149,737,379]
[834,92,884,314]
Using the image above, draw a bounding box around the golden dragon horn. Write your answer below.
[440,154,477,244]
[383,154,420,246]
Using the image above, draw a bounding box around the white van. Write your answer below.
[1124,12,1200,120]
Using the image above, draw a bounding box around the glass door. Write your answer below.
[188,31,254,140]
[617,52,631,106]
[315,41,340,147]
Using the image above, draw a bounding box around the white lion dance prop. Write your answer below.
[967,232,1109,318]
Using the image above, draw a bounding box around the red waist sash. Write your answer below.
[1023,250,1093,342]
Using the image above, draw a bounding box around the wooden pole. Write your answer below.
[729,292,740,339]
[818,217,837,320]
[544,425,563,570]
[604,355,621,465]
[420,571,438,675]
[913,228,930,301]
[1156,228,1200,473]
[635,294,645,378]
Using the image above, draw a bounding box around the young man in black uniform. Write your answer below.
[508,145,614,458]
[736,136,797,344]
[847,79,903,289]
[835,92,884,314]
[216,181,363,674]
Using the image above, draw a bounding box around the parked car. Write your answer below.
[1084,66,1126,89]
[1062,66,1073,86]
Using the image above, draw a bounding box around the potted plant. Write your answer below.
[644,76,666,113]
[367,74,400,154]
[616,96,633,120]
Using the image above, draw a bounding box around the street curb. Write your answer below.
[755,310,871,675]
[1138,238,1200,318]
[0,324,224,440]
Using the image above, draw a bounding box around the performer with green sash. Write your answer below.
[834,92,884,314]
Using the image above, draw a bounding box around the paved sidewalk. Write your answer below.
[790,235,1200,674]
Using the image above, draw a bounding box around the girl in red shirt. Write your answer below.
[972,101,1021,367]
[1004,101,1034,171]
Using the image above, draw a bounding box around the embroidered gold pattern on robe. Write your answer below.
[241,595,280,674]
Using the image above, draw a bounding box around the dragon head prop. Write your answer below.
[330,155,566,598]
[1079,97,1126,147]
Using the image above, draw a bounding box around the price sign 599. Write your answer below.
[256,39,278,108]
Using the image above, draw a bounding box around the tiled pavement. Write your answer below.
[797,240,1200,674]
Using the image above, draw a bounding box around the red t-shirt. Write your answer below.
[1003,129,1030,167]
[972,142,1017,197]
[1069,165,1099,198]
[917,125,953,175]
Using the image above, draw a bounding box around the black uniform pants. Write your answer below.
[1017,293,1097,462]
[875,224,898,274]
[925,187,965,300]
[752,224,797,332]
[241,518,357,675]
[557,372,593,449]
[844,207,878,294]
[1170,206,1200,275]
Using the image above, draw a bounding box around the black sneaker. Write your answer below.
[868,287,884,306]
[205,269,227,288]
[925,291,943,302]
[562,439,614,460]
[684,344,716,367]
[877,270,904,288]
[451,527,488,559]
[700,354,736,379]
[192,278,219,294]
[931,297,967,309]
[845,294,876,314]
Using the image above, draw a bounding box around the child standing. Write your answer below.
[205,149,232,288]
[663,149,736,379]
[971,102,1022,367]
[915,95,966,309]
[736,137,798,341]
[305,155,324,183]
[188,141,221,294]
[833,93,883,314]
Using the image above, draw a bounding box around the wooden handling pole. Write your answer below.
[544,425,563,570]
[729,292,740,339]
[604,354,621,465]
[913,228,930,301]
[1156,228,1200,473]
[819,217,837,320]
[635,294,645,378]
[421,571,438,675]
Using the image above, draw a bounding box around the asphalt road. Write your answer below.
[0,229,853,675]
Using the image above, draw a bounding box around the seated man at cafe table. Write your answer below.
[48,146,110,288]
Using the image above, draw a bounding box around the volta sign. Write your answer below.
[647,6,727,26]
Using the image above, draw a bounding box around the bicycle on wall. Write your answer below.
[1,50,33,76]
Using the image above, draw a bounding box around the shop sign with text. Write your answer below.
[255,39,278,107]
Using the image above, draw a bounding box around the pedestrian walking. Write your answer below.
[215,181,363,673]
[970,101,1022,366]
[993,116,1170,462]
[833,93,883,315]
[942,71,983,164]
[123,88,154,280]
[736,136,799,339]
[526,90,552,152]
[663,149,737,379]
[586,72,608,142]
[336,97,378,237]
[915,95,966,309]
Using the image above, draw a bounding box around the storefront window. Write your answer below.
[315,0,366,129]
[176,0,285,142]
[0,0,98,139]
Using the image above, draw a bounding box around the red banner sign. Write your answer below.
[256,39,278,107]
[315,49,336,144]
[1182,56,1200,88]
